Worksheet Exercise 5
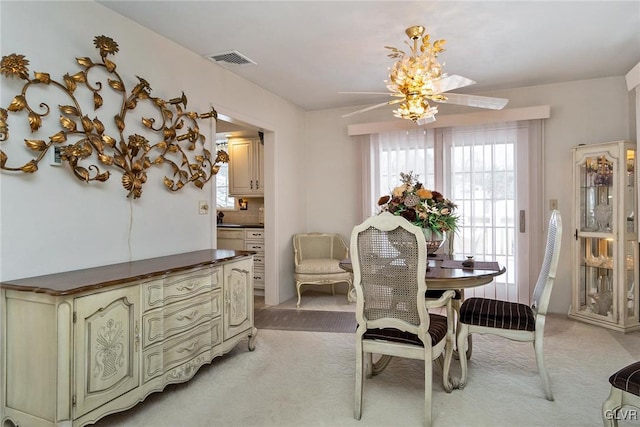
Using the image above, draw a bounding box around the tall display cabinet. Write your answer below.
[569,140,639,332]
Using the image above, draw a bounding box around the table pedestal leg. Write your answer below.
[452,289,473,360]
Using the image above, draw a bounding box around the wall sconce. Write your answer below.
[0,35,228,198]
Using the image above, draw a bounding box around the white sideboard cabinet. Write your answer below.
[1,250,256,427]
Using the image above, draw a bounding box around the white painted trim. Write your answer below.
[626,61,640,91]
[347,105,551,136]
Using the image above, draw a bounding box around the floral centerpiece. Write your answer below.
[377,171,458,253]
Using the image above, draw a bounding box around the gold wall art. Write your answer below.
[0,35,228,198]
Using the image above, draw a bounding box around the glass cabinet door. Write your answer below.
[577,153,615,319]
[571,141,639,332]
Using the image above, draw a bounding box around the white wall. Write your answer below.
[305,76,633,314]
[0,1,306,306]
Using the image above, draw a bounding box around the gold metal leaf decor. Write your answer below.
[0,35,227,198]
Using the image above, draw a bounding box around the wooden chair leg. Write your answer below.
[533,334,553,401]
[354,341,364,420]
[424,353,433,427]
[296,281,303,308]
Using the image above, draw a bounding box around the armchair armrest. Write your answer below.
[333,235,349,261]
[425,289,456,310]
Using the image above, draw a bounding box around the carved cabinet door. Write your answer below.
[73,286,140,417]
[223,258,253,340]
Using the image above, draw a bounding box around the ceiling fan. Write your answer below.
[342,25,508,125]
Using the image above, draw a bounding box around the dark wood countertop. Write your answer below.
[1,249,254,296]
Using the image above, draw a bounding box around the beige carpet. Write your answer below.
[94,311,640,427]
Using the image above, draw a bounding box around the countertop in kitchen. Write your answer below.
[217,223,264,229]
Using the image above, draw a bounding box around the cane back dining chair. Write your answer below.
[351,212,456,427]
[456,210,562,401]
[293,232,353,308]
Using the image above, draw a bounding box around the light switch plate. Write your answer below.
[199,200,209,215]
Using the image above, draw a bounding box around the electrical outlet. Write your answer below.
[549,199,558,210]
[198,200,209,215]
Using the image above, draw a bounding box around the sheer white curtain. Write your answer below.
[362,120,542,304]
[362,129,435,219]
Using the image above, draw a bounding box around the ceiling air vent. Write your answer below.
[206,50,256,67]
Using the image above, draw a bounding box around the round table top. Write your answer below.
[339,255,506,290]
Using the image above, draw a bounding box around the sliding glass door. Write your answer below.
[370,121,539,304]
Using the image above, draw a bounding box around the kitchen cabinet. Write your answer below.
[217,228,245,251]
[228,137,264,196]
[1,250,256,427]
[217,226,265,295]
[569,141,639,332]
[244,228,266,293]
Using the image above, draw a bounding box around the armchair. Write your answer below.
[293,232,353,308]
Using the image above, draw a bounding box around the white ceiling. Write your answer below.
[98,1,640,126]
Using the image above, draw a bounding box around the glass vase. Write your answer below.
[422,228,446,255]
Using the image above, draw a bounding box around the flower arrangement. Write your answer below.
[377,171,458,234]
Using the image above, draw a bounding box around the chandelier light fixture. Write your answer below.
[386,25,447,124]
[342,26,507,124]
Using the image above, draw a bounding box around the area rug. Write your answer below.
[254,307,357,333]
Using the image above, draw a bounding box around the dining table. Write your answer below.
[339,253,506,379]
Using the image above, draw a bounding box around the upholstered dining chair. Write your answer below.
[456,210,562,401]
[602,361,640,426]
[351,212,456,427]
[293,232,353,308]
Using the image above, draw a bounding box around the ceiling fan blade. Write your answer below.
[435,92,509,110]
[416,115,437,126]
[342,99,402,118]
[430,74,476,94]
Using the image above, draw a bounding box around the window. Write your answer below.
[216,141,235,210]
[365,121,541,304]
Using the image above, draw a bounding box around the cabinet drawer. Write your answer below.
[253,254,265,266]
[142,321,213,383]
[245,242,265,253]
[245,229,265,240]
[143,267,219,312]
[253,269,265,284]
[218,229,244,239]
[143,295,213,348]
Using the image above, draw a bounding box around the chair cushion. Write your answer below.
[609,361,640,396]
[459,297,536,331]
[296,258,345,274]
[362,313,448,347]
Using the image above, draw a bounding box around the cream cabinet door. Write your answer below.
[74,286,140,417]
[228,138,254,195]
[223,258,253,340]
[228,138,263,196]
[255,139,264,195]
